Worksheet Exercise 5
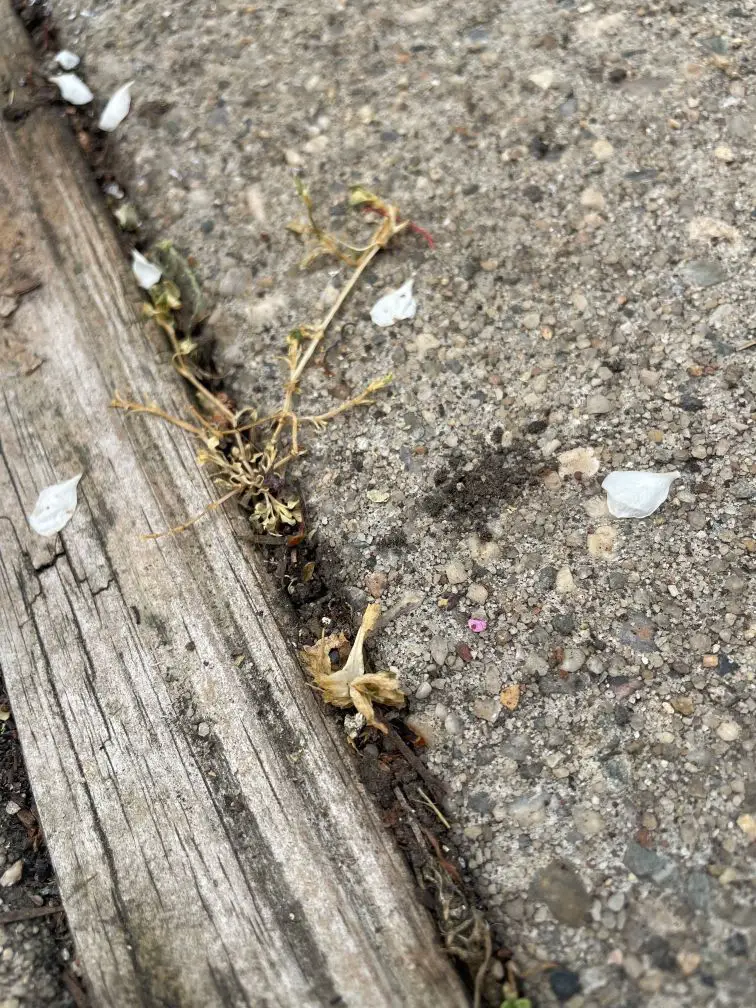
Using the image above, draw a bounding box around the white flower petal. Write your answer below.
[98,81,133,132]
[48,73,93,106]
[54,50,80,71]
[131,249,162,289]
[28,474,83,537]
[370,278,417,327]
[602,470,680,519]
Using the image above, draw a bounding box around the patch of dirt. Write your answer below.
[0,673,87,1007]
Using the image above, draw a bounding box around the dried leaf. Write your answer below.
[114,204,140,231]
[300,632,350,683]
[28,474,83,537]
[500,684,521,711]
[98,81,133,132]
[301,605,405,732]
[49,73,93,106]
[370,279,417,327]
[148,241,209,332]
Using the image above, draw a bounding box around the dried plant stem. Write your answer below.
[111,394,209,439]
[142,487,242,540]
[302,376,391,428]
[415,787,451,830]
[292,240,381,385]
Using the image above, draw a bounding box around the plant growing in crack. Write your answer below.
[113,185,428,538]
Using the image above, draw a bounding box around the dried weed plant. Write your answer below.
[113,185,425,539]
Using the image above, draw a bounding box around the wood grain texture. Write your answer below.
[0,8,469,1007]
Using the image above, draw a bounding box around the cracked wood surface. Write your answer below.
[0,7,469,1007]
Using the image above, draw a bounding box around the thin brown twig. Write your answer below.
[386,723,447,797]
[0,904,64,925]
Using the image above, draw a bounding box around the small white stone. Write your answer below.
[580,187,606,211]
[445,559,468,585]
[430,636,450,666]
[573,807,605,837]
[0,859,23,887]
[716,721,741,742]
[415,681,432,700]
[528,68,555,90]
[607,892,625,912]
[444,712,463,735]
[558,446,599,478]
[197,722,211,738]
[5,801,21,816]
[560,648,586,672]
[587,524,617,559]
[467,583,489,604]
[473,698,500,723]
[592,138,614,160]
[556,566,576,594]
[714,145,735,163]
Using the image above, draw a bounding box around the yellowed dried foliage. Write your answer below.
[300,604,405,733]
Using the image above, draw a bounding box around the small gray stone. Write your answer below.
[689,632,712,653]
[572,806,605,837]
[552,612,576,634]
[218,266,254,297]
[686,871,711,911]
[682,259,727,288]
[586,393,613,415]
[500,733,531,762]
[560,648,586,673]
[415,681,432,700]
[606,891,625,913]
[509,792,547,827]
[430,636,450,666]
[531,859,592,927]
[445,559,468,585]
[468,791,491,813]
[536,566,557,591]
[618,613,657,653]
[467,583,489,604]
[623,842,674,883]
[731,481,756,501]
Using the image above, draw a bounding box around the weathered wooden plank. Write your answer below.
[0,8,469,1006]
